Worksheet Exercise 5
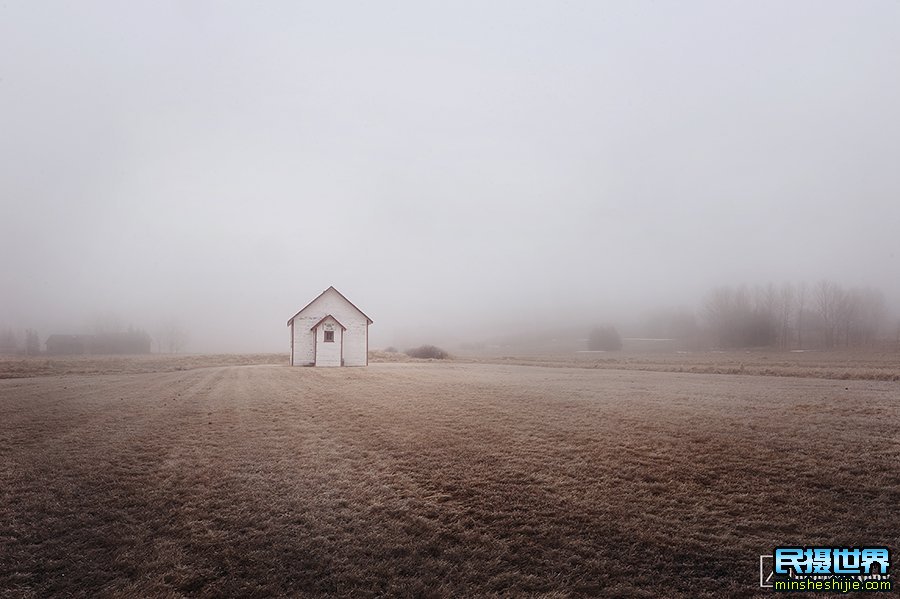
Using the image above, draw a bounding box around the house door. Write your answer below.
[314,322,342,367]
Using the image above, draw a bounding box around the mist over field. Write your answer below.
[2,1,899,353]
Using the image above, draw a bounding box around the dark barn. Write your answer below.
[45,335,90,355]
[90,332,152,354]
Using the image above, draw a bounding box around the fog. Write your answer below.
[2,2,899,353]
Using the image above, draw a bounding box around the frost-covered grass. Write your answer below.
[1,362,897,597]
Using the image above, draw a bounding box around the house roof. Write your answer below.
[286,286,374,326]
[309,314,346,331]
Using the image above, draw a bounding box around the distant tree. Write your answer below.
[157,319,190,353]
[796,282,807,349]
[777,282,795,350]
[815,280,843,348]
[855,288,886,345]
[754,283,777,322]
[705,286,737,346]
[702,280,886,350]
[836,288,857,347]
[588,325,622,351]
[743,310,777,347]
[0,328,18,353]
[24,329,40,355]
[835,287,886,347]
[704,285,776,348]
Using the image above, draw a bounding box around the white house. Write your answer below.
[287,286,373,367]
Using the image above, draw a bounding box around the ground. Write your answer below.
[1,355,898,597]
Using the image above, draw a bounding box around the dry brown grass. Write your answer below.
[474,349,900,381]
[0,353,287,379]
[1,361,898,597]
[367,349,413,363]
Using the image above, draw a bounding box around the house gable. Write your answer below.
[287,286,373,326]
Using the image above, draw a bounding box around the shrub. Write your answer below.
[383,346,398,353]
[588,326,622,351]
[405,345,449,359]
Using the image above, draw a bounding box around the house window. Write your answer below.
[324,330,335,342]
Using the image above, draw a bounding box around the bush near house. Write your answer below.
[405,345,450,359]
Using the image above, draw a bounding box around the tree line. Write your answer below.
[0,318,191,355]
[704,281,888,349]
[0,328,41,355]
[598,280,893,352]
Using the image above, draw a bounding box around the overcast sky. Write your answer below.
[2,1,899,351]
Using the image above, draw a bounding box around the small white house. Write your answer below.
[287,286,373,367]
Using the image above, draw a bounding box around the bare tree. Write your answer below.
[705,285,776,348]
[754,283,777,318]
[157,319,190,353]
[841,287,886,346]
[815,280,843,349]
[704,280,884,350]
[836,289,858,347]
[857,288,886,345]
[0,328,18,354]
[705,286,736,347]
[777,282,794,350]
[796,282,807,349]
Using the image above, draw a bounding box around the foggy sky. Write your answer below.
[2,1,899,352]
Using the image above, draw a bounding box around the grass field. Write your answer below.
[471,349,900,381]
[1,356,898,597]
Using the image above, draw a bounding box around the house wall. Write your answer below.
[289,288,369,366]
